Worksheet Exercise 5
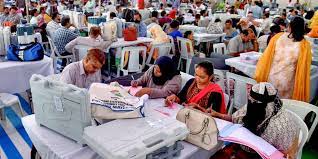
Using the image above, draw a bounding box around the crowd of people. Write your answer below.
[1,0,317,158]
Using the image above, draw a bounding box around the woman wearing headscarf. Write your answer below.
[147,24,170,60]
[255,17,312,102]
[131,56,181,99]
[165,61,227,115]
[211,82,299,159]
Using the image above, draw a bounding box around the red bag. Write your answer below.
[137,0,145,9]
[123,27,137,41]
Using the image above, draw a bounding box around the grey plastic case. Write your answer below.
[83,115,189,159]
[30,74,91,144]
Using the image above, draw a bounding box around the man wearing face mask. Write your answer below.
[134,12,147,37]
[60,49,105,89]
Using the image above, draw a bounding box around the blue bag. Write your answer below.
[6,42,44,61]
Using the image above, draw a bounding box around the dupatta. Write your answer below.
[188,83,227,114]
[254,33,312,102]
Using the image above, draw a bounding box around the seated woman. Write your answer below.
[147,24,170,60]
[211,83,299,159]
[184,31,205,57]
[165,61,227,115]
[131,56,181,99]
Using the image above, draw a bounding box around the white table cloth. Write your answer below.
[183,16,195,24]
[109,37,154,49]
[0,56,54,93]
[225,57,318,101]
[22,99,223,159]
[194,33,226,45]
[179,25,207,34]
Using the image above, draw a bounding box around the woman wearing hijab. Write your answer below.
[165,61,227,115]
[147,24,170,60]
[212,82,299,159]
[131,56,181,99]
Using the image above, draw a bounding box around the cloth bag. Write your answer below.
[101,21,117,41]
[6,42,44,61]
[123,27,137,41]
[89,83,148,119]
[176,107,219,150]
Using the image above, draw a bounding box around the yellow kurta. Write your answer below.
[268,33,300,99]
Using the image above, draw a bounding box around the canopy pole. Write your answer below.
[25,0,30,23]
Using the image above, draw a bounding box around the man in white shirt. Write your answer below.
[60,49,105,89]
[228,29,255,56]
[261,12,272,34]
[30,9,39,25]
[65,26,112,54]
[46,12,61,37]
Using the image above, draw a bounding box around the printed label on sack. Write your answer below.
[54,96,64,112]
[18,50,24,60]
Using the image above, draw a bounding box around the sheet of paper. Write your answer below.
[53,96,63,112]
[124,86,143,96]
[214,118,234,133]
[220,127,280,157]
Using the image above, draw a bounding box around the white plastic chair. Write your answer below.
[0,93,23,121]
[146,42,172,67]
[119,46,147,76]
[73,45,92,61]
[282,99,318,142]
[177,37,194,74]
[47,36,75,73]
[180,72,194,88]
[214,69,227,92]
[285,109,309,159]
[213,43,228,55]
[226,72,257,114]
[223,93,229,110]
[167,35,176,56]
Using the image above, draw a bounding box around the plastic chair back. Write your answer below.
[177,37,194,58]
[167,35,176,55]
[74,45,92,61]
[214,69,226,92]
[282,99,318,142]
[226,72,257,114]
[213,43,227,55]
[120,46,147,76]
[47,36,61,57]
[285,109,309,159]
[146,42,172,66]
[177,37,194,73]
[180,72,194,88]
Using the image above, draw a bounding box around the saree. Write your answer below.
[187,82,227,114]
